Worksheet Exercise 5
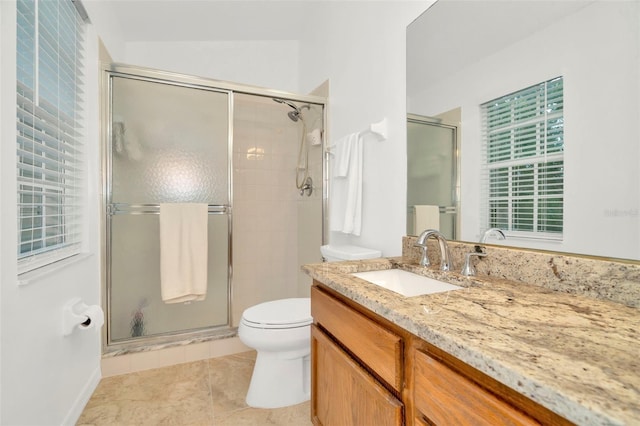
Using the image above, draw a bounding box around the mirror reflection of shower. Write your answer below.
[273,98,316,196]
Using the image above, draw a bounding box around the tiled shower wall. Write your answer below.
[232,94,323,325]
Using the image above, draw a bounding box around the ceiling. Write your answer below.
[86,1,329,42]
[86,0,593,96]
[407,0,594,94]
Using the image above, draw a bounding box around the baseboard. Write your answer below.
[61,365,101,426]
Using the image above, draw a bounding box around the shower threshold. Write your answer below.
[103,326,237,358]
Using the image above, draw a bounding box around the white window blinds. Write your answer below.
[480,77,564,240]
[17,0,85,273]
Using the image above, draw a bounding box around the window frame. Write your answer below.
[480,77,565,241]
[16,0,86,274]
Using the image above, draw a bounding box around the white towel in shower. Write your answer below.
[159,203,208,304]
[330,132,363,236]
[413,205,440,234]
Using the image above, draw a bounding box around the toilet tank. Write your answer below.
[320,245,382,262]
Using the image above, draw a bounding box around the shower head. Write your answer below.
[288,110,300,122]
[273,98,310,122]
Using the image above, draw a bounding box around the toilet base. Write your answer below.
[246,351,310,409]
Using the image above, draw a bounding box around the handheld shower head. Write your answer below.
[288,110,300,122]
[272,98,316,194]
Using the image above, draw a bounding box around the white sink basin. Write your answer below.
[351,269,462,297]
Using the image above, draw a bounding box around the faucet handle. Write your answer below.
[414,244,430,267]
[461,252,487,277]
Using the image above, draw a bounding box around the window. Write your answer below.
[481,77,564,240]
[16,0,85,273]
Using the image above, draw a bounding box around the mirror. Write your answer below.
[407,0,640,260]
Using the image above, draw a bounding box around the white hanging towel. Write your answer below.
[330,132,363,236]
[159,203,208,304]
[413,205,440,234]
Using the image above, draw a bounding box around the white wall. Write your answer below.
[298,1,434,256]
[82,0,127,61]
[124,40,301,92]
[0,3,103,424]
[409,1,640,260]
[84,0,302,92]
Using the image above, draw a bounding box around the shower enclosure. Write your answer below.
[407,113,459,239]
[104,65,325,351]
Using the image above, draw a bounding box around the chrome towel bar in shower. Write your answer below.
[108,203,229,215]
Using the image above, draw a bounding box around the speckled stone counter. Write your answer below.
[303,256,640,425]
[402,237,640,309]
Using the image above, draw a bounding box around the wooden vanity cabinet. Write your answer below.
[310,282,572,426]
[310,285,404,426]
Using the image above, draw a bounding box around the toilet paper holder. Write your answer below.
[62,297,104,336]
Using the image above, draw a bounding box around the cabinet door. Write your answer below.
[311,325,403,426]
[414,349,539,426]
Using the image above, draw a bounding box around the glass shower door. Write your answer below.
[107,74,231,344]
[407,117,458,239]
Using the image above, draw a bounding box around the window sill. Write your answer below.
[503,233,563,243]
[18,253,94,286]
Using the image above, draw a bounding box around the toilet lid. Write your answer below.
[242,298,312,329]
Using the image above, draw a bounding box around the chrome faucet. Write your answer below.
[414,229,452,271]
[480,228,506,243]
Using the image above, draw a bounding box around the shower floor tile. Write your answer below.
[77,351,312,426]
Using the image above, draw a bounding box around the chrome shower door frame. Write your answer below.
[103,66,234,351]
[407,113,460,239]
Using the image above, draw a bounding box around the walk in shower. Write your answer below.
[104,65,325,351]
[407,113,459,240]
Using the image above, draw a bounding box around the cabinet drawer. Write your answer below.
[311,286,403,391]
[414,349,539,426]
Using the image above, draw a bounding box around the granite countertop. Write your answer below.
[303,257,640,426]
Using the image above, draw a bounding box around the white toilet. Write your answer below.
[238,244,381,409]
[320,244,382,262]
[238,298,313,408]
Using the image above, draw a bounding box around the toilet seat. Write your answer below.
[241,298,312,329]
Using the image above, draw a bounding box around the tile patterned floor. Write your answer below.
[78,351,312,425]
